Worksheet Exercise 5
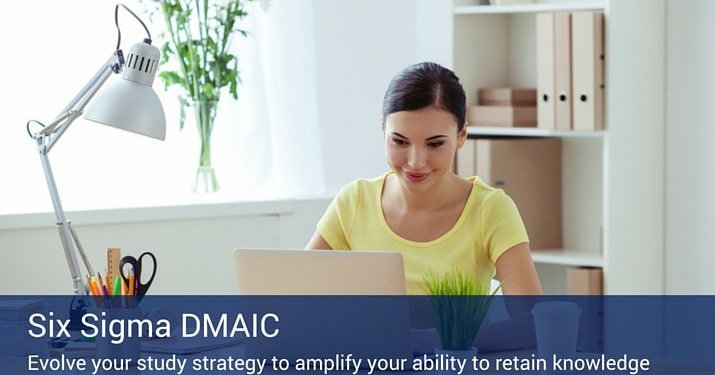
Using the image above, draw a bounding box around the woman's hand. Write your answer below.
[305,231,333,250]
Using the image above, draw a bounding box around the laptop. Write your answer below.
[234,248,406,295]
[233,248,412,363]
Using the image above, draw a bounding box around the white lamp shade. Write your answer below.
[83,78,166,140]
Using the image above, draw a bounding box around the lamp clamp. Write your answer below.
[111,49,125,74]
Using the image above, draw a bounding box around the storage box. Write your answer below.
[476,138,562,249]
[468,105,537,127]
[567,266,604,352]
[478,87,537,106]
[567,267,603,295]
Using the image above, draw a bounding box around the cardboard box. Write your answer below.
[567,267,603,295]
[567,266,604,353]
[468,105,537,127]
[478,87,537,106]
[476,139,562,249]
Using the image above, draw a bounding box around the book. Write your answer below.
[0,300,44,321]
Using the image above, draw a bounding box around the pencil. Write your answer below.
[128,270,135,296]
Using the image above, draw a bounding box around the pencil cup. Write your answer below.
[93,307,142,363]
[531,302,581,361]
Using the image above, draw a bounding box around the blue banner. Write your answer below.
[0,296,713,375]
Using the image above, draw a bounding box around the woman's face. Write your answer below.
[383,106,467,193]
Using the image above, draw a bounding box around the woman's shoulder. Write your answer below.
[467,175,499,195]
[355,173,388,189]
[466,176,514,208]
[338,173,388,194]
[333,173,388,206]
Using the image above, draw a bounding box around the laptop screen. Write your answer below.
[234,248,406,295]
[234,249,413,362]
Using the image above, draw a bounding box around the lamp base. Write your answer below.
[68,295,90,331]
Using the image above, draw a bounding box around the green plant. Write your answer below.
[145,0,252,191]
[424,268,501,351]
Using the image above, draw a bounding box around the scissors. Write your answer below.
[120,251,157,300]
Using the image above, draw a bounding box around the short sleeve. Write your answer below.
[317,181,360,250]
[480,189,530,262]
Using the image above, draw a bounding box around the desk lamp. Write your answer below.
[27,4,165,305]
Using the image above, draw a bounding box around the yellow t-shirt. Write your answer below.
[317,172,529,295]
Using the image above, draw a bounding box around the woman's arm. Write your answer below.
[475,243,542,351]
[496,242,542,331]
[305,231,333,250]
[495,242,543,296]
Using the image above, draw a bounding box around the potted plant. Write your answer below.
[424,268,500,358]
[147,0,252,192]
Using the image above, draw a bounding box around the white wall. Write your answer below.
[665,0,715,294]
[312,0,422,191]
[605,0,666,294]
[0,198,330,294]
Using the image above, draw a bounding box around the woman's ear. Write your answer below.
[381,120,386,136]
[457,123,468,148]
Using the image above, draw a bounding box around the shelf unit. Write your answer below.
[454,2,606,15]
[427,0,665,294]
[467,126,605,139]
[531,249,604,268]
[450,0,608,293]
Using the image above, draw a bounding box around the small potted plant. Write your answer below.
[424,268,500,359]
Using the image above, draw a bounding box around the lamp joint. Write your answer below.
[111,50,125,73]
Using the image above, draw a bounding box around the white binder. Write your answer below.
[572,11,605,131]
[537,13,556,130]
[554,12,573,131]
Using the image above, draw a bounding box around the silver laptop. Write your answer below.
[234,248,407,295]
[234,248,412,363]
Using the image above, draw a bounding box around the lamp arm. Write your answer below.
[69,224,95,277]
[36,148,86,295]
[40,52,123,152]
[32,51,123,295]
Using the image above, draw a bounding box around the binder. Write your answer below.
[554,12,572,130]
[536,13,556,130]
[572,11,605,131]
[456,139,476,177]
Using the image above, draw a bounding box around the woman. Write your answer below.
[306,62,542,297]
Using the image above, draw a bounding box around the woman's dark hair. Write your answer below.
[382,62,466,131]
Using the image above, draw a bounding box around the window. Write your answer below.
[1,0,323,215]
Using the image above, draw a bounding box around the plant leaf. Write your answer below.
[423,267,499,350]
[178,96,189,131]
[148,0,252,131]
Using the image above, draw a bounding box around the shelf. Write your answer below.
[467,126,605,139]
[454,1,606,15]
[531,249,604,268]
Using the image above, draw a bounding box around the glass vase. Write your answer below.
[191,98,220,193]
